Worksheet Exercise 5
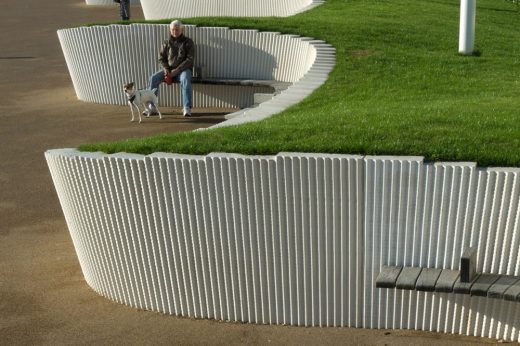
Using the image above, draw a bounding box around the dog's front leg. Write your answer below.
[133,103,142,123]
[129,102,136,122]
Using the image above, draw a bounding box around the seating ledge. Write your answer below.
[376,265,520,302]
[192,77,291,93]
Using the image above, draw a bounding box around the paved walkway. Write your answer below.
[0,1,492,344]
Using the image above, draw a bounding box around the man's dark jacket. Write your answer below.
[158,34,195,72]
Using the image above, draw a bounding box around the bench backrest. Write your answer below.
[58,24,317,105]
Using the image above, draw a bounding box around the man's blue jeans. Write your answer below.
[149,69,192,111]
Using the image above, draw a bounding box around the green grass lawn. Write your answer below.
[81,0,520,167]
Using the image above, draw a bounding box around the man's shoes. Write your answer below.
[183,108,191,117]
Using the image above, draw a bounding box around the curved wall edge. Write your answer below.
[46,148,520,342]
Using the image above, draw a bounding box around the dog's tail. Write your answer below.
[151,88,158,94]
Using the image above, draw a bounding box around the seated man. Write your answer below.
[146,20,194,117]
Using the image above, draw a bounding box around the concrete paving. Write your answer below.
[0,1,494,344]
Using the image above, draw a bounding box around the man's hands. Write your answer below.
[164,68,180,79]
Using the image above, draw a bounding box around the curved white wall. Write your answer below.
[46,149,520,342]
[140,0,324,19]
[57,24,333,112]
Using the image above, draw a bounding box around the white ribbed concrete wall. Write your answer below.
[140,0,324,19]
[86,0,140,5]
[57,24,332,110]
[46,149,520,342]
[214,40,334,128]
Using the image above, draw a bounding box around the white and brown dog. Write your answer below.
[123,82,162,123]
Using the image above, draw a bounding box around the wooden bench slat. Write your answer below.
[396,267,422,290]
[470,274,501,297]
[415,268,442,292]
[434,269,459,293]
[503,281,520,302]
[375,266,402,288]
[453,274,480,294]
[193,78,291,92]
[488,276,520,299]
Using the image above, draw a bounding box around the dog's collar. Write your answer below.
[128,95,136,102]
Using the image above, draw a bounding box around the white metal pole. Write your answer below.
[459,0,476,55]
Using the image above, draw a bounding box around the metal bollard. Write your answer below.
[459,0,476,55]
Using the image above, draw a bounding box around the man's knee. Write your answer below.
[150,70,164,88]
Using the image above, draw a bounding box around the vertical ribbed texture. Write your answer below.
[46,149,520,342]
[212,40,334,128]
[363,157,520,341]
[139,0,323,19]
[57,25,326,109]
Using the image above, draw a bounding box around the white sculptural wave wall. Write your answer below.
[140,0,324,19]
[57,24,331,111]
[46,149,520,342]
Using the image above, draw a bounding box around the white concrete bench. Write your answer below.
[140,0,324,19]
[57,24,334,124]
[45,149,520,343]
[181,78,291,108]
